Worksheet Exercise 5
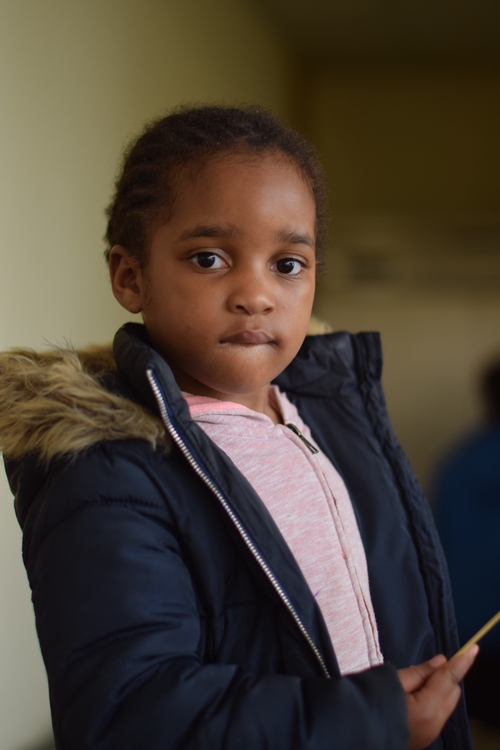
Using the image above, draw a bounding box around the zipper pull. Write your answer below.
[286,423,319,454]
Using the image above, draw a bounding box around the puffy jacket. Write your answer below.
[0,323,471,750]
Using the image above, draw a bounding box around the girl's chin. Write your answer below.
[179,355,291,397]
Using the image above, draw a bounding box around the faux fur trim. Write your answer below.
[0,318,330,463]
[0,346,169,463]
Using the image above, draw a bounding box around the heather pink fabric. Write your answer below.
[184,386,383,675]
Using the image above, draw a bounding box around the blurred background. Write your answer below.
[1,1,499,748]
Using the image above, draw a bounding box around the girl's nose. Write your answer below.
[226,271,274,316]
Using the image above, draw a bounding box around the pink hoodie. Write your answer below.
[184,386,383,676]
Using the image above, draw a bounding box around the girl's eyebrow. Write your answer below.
[176,224,314,249]
[275,229,315,249]
[177,224,243,242]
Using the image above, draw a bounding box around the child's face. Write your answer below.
[116,154,316,398]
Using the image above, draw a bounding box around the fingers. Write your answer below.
[418,645,478,710]
[398,644,478,695]
[406,645,479,750]
[398,654,447,693]
[406,671,459,750]
[428,654,448,668]
[424,669,462,720]
[406,679,462,750]
[448,644,479,683]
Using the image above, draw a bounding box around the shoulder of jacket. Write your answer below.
[0,344,170,464]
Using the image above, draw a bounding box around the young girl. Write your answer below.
[0,106,477,750]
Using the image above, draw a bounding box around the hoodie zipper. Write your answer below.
[146,368,330,679]
[286,423,319,454]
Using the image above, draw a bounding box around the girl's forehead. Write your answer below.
[171,158,314,227]
[170,153,315,213]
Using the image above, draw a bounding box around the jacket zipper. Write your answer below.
[286,423,319,454]
[146,368,330,679]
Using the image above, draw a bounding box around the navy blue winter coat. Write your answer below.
[1,323,471,750]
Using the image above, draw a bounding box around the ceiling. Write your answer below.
[255,0,500,67]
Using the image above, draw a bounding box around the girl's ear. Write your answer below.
[109,246,144,314]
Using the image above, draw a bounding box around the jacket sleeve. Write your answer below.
[23,442,409,750]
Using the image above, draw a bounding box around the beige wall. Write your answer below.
[308,69,500,214]
[308,69,500,492]
[0,2,291,747]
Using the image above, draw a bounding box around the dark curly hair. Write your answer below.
[105,105,328,268]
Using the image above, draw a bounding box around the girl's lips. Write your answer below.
[220,330,273,345]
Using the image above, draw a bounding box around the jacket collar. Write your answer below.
[113,322,384,414]
[274,328,382,396]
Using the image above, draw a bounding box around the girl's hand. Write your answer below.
[397,645,479,750]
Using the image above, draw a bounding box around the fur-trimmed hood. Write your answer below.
[0,344,169,464]
[0,317,332,465]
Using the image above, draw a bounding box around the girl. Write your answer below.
[0,106,476,750]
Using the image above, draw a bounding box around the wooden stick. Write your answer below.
[454,609,500,657]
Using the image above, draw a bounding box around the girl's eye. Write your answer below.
[275,258,303,276]
[191,253,226,270]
